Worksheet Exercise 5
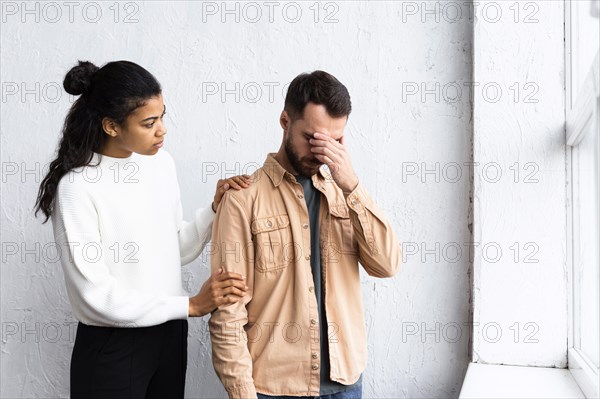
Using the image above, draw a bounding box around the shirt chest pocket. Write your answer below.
[328,204,358,256]
[251,214,293,272]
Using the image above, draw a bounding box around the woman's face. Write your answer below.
[111,94,167,156]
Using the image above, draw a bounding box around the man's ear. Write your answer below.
[102,117,120,138]
[280,110,290,133]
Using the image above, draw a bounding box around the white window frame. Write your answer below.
[565,1,600,398]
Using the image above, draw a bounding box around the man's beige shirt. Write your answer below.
[209,153,401,398]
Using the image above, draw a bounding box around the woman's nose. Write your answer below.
[157,120,167,136]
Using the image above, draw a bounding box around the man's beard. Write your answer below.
[285,134,321,178]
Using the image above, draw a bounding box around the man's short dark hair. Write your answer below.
[284,70,351,121]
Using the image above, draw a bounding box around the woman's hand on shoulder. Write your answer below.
[212,174,252,212]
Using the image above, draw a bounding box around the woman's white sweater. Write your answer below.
[51,149,214,327]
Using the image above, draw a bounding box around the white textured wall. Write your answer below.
[472,1,567,366]
[1,2,472,397]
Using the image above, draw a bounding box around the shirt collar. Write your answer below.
[262,153,331,188]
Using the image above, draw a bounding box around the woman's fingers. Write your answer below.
[215,284,247,307]
[224,176,241,190]
[216,271,245,282]
[215,278,248,292]
[218,295,243,307]
[212,180,234,208]
[215,279,248,292]
[214,271,247,290]
[221,286,246,297]
[213,174,253,209]
[229,175,250,190]
[217,182,230,194]
[219,175,248,191]
[213,179,226,205]
[239,175,251,186]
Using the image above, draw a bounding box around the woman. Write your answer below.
[34,60,249,398]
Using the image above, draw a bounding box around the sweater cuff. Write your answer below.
[167,295,190,320]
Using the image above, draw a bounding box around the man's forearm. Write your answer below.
[344,182,402,277]
[209,310,257,399]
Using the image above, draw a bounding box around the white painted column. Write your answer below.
[472,0,567,366]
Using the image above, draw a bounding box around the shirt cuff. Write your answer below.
[343,181,369,213]
[226,382,258,399]
[343,182,377,248]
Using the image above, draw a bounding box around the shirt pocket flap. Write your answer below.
[251,214,290,234]
[329,204,350,219]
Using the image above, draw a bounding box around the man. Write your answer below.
[209,71,401,399]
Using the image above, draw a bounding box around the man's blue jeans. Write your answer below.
[257,383,362,399]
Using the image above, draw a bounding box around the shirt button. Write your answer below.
[351,199,358,205]
[305,255,310,260]
[309,286,314,293]
[310,318,317,325]
[312,352,318,359]
[298,194,304,199]
[312,364,319,370]
[303,223,309,229]
[267,221,273,227]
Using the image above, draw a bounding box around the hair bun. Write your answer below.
[63,61,99,96]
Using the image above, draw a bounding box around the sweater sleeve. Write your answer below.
[53,178,189,327]
[163,149,215,266]
[172,169,215,266]
[177,201,215,266]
